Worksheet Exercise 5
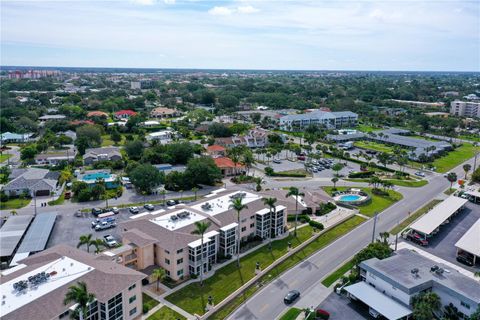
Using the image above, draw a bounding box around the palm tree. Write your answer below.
[91,238,105,254]
[378,232,390,244]
[191,221,211,286]
[160,189,167,206]
[262,197,277,250]
[77,234,93,253]
[192,187,199,201]
[331,177,339,189]
[286,187,304,236]
[63,281,95,320]
[446,172,457,191]
[229,197,248,267]
[254,176,265,192]
[151,268,167,293]
[463,163,472,179]
[412,292,441,320]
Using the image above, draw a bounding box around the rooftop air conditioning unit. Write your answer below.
[430,265,439,273]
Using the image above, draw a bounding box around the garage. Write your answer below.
[35,189,50,196]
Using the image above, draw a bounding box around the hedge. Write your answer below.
[308,220,324,230]
[348,171,375,178]
[326,151,395,173]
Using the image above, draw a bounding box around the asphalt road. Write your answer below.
[227,156,475,320]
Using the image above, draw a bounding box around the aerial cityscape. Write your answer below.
[1,1,479,320]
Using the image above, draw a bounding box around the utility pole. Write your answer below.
[474,150,479,172]
[371,211,378,243]
[395,233,398,251]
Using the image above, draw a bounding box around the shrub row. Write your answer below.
[348,171,375,178]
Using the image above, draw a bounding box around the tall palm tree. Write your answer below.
[331,177,339,189]
[463,163,472,179]
[262,197,277,250]
[191,221,211,286]
[91,238,105,254]
[77,234,93,253]
[286,187,304,236]
[160,189,167,206]
[192,187,199,201]
[229,197,248,267]
[63,281,95,320]
[151,268,167,292]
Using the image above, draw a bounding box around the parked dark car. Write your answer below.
[406,233,428,246]
[456,254,474,266]
[166,199,177,206]
[284,290,300,304]
[315,309,330,320]
[144,203,155,211]
[91,208,103,216]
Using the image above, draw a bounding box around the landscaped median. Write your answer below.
[344,178,428,188]
[322,187,403,217]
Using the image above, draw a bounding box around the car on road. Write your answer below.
[91,208,103,216]
[144,203,155,211]
[284,290,300,304]
[414,171,425,177]
[166,200,177,206]
[111,207,120,214]
[272,159,281,164]
[129,206,140,214]
[297,156,306,161]
[95,221,116,231]
[443,172,452,177]
[103,235,118,248]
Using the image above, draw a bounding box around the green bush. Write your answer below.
[348,171,374,178]
[287,214,310,223]
[315,202,337,216]
[308,220,324,230]
[264,167,274,176]
[371,188,390,196]
[0,192,8,202]
[143,304,149,314]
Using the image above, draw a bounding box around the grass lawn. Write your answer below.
[321,259,355,287]
[47,191,65,206]
[458,134,480,143]
[279,308,303,320]
[357,124,382,133]
[444,188,456,195]
[101,134,125,147]
[354,141,396,154]
[344,178,428,188]
[143,293,159,313]
[431,143,480,173]
[389,199,443,234]
[146,306,186,320]
[322,187,403,217]
[165,226,315,316]
[0,198,31,210]
[209,216,366,320]
[0,154,13,163]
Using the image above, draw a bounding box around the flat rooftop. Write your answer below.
[455,218,480,257]
[410,196,467,235]
[0,215,34,258]
[361,249,480,303]
[150,209,205,231]
[190,191,261,217]
[0,257,94,318]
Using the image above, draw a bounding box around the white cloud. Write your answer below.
[237,5,259,14]
[131,0,155,5]
[164,0,175,4]
[208,6,233,16]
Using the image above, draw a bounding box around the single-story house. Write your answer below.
[213,157,245,176]
[83,147,122,165]
[206,145,227,157]
[35,148,77,165]
[114,110,137,120]
[150,107,179,118]
[146,130,174,144]
[0,132,34,145]
[87,111,109,118]
[38,115,66,122]
[142,120,160,127]
[2,168,59,197]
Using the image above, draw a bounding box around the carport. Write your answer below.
[345,282,412,320]
[409,196,468,239]
[455,218,480,265]
[465,190,480,204]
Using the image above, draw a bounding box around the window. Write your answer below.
[250,215,255,220]
[165,249,170,254]
[129,307,137,316]
[165,258,170,265]
[461,301,471,309]
[241,226,246,232]
[129,295,137,304]
[241,218,247,223]
[58,310,69,319]
[177,269,184,276]
[165,269,171,276]
[128,284,136,291]
[176,248,183,254]
[177,258,183,265]
[250,223,255,228]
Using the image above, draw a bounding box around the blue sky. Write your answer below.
[1,0,479,71]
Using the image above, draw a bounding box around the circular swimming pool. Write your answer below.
[339,194,362,202]
[333,190,370,206]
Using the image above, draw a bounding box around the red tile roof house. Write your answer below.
[87,111,109,118]
[213,157,245,176]
[114,110,137,120]
[206,145,226,157]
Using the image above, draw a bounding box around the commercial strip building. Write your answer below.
[0,245,145,320]
[408,196,468,240]
[279,110,358,130]
[345,249,480,319]
[102,190,294,281]
[455,218,480,265]
[450,100,480,118]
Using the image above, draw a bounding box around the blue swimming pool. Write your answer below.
[81,172,112,181]
[339,195,362,202]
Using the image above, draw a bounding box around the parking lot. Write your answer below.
[400,201,480,272]
[48,203,170,249]
[316,292,372,320]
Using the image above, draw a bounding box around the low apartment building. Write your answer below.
[345,249,480,319]
[279,110,358,131]
[450,100,480,118]
[214,128,270,149]
[107,190,289,281]
[0,244,145,320]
